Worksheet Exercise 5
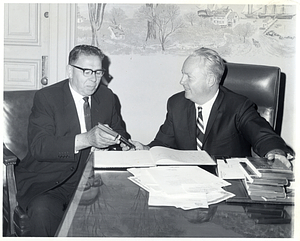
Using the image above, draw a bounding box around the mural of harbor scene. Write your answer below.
[76,4,296,58]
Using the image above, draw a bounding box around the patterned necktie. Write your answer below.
[83,97,92,131]
[196,107,205,150]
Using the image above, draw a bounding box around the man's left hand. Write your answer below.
[265,149,292,169]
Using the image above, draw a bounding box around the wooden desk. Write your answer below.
[56,152,294,237]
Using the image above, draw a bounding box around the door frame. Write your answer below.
[47,3,77,86]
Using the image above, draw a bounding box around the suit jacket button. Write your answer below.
[70,167,74,171]
[55,181,60,184]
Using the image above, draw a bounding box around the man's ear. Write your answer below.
[207,74,217,87]
[67,65,73,78]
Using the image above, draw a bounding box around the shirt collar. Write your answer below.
[69,82,89,103]
[195,89,219,110]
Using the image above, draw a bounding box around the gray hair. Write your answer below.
[190,47,225,83]
[69,45,104,65]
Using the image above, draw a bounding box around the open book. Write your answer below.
[93,146,216,168]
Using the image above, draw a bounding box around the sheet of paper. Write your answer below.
[128,166,235,209]
[206,189,236,205]
[93,150,155,168]
[146,166,230,195]
[182,184,228,193]
[217,159,246,179]
[151,146,216,165]
[148,190,209,209]
[182,184,235,205]
[128,176,151,192]
[128,168,162,192]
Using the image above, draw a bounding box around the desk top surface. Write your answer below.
[56,153,294,238]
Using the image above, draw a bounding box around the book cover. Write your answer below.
[259,171,295,181]
[247,157,293,173]
[246,184,285,193]
[249,192,286,200]
[250,176,288,186]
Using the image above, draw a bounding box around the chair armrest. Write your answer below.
[3,143,19,235]
[3,143,18,166]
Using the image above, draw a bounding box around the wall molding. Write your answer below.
[4,58,40,90]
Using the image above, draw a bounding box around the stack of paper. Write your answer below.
[217,158,294,203]
[128,166,235,210]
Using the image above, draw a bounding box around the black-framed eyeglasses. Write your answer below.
[71,65,105,78]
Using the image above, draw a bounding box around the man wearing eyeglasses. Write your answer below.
[15,45,130,236]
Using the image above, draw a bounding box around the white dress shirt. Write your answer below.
[69,83,91,134]
[195,90,219,132]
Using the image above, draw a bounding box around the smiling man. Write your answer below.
[15,45,129,236]
[128,47,294,169]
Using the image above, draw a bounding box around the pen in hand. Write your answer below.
[119,136,136,150]
[97,122,135,150]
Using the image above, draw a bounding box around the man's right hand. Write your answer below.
[75,125,120,151]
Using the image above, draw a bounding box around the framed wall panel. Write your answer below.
[4,59,40,90]
[4,3,40,45]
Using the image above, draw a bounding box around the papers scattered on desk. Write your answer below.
[128,166,235,210]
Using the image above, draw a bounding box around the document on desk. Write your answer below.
[217,158,267,184]
[148,189,209,210]
[128,166,234,210]
[217,159,246,179]
[146,166,230,195]
[93,146,215,168]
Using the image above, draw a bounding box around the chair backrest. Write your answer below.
[222,63,282,133]
[3,90,37,160]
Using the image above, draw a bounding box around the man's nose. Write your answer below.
[89,72,98,82]
[180,75,186,85]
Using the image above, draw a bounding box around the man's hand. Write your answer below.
[265,149,292,169]
[75,125,120,151]
[121,140,150,151]
[87,125,120,148]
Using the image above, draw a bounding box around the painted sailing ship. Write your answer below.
[242,4,262,18]
[242,4,295,19]
[274,5,296,19]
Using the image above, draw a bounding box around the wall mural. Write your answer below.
[76,3,296,58]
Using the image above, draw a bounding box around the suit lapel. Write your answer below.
[186,100,197,145]
[203,89,224,144]
[91,87,102,127]
[63,81,81,134]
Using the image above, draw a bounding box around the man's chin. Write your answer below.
[184,91,192,100]
[86,86,98,96]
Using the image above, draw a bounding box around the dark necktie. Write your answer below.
[83,97,92,131]
[196,107,205,150]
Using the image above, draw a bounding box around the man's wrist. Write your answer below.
[75,133,90,152]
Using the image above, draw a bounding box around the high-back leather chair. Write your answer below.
[3,90,36,236]
[222,63,283,133]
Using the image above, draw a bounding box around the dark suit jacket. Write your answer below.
[15,79,128,210]
[149,86,290,158]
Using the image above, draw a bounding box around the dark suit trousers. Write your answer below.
[26,188,70,237]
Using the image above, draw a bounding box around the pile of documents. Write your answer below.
[127,165,235,210]
[217,157,294,202]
